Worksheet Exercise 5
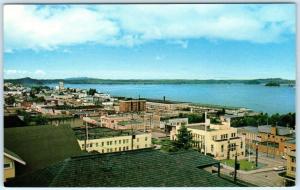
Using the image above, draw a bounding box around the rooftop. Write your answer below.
[238,126,259,133]
[4,125,83,175]
[258,125,291,136]
[187,124,216,131]
[7,149,239,187]
[73,127,137,140]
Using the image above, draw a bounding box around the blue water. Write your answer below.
[48,83,295,115]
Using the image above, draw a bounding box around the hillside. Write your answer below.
[4,77,295,86]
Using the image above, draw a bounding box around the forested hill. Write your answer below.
[4,77,295,86]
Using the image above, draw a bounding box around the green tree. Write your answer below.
[5,96,16,105]
[87,88,97,96]
[33,115,49,125]
[174,125,193,149]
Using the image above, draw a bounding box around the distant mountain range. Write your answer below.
[4,77,295,86]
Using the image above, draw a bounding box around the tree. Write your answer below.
[179,113,204,123]
[33,115,49,125]
[174,125,193,149]
[5,96,16,105]
[87,88,97,96]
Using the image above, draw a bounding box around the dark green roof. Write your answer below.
[4,124,83,175]
[7,149,239,187]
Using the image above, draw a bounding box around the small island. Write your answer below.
[265,81,280,87]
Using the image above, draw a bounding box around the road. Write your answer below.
[218,155,286,186]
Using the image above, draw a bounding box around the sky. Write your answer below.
[3,4,296,80]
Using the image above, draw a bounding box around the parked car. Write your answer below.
[273,166,286,171]
[281,156,287,160]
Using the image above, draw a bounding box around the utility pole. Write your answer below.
[234,145,240,183]
[255,143,258,167]
[84,114,89,151]
[131,112,134,150]
[204,112,208,155]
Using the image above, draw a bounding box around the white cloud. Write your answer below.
[4,4,295,51]
[4,69,28,75]
[34,70,46,76]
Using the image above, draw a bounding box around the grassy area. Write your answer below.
[221,159,259,171]
[4,124,83,175]
[118,120,142,126]
[152,138,178,152]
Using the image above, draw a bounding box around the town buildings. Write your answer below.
[74,127,152,153]
[283,138,296,186]
[6,149,238,187]
[4,148,26,182]
[119,99,146,113]
[170,116,245,160]
[237,125,294,157]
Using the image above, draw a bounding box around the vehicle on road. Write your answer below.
[281,156,287,160]
[273,166,286,171]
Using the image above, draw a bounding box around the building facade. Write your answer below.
[119,100,146,113]
[4,148,26,182]
[170,119,245,160]
[76,130,152,154]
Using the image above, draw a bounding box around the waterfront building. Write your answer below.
[146,101,189,112]
[59,81,64,91]
[170,117,245,160]
[100,113,160,130]
[74,127,152,153]
[119,99,146,113]
[4,148,26,182]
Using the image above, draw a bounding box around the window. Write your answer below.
[241,142,243,149]
[145,144,148,148]
[115,148,117,151]
[212,136,217,141]
[90,143,93,147]
[126,139,129,143]
[110,141,112,145]
[211,145,214,152]
[291,167,296,172]
[110,148,112,152]
[102,142,104,146]
[126,146,129,150]
[137,145,139,149]
[145,137,148,141]
[137,138,139,142]
[115,140,117,144]
[221,145,224,152]
[241,152,244,155]
[123,139,125,144]
[229,143,236,151]
[4,163,11,169]
[231,133,236,138]
[107,141,109,145]
[96,143,98,147]
[82,144,85,149]
[291,157,296,163]
[119,147,121,151]
[123,147,125,151]
[119,140,122,144]
[102,149,104,153]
